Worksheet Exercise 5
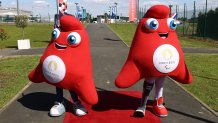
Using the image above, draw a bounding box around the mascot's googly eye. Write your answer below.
[145,18,159,30]
[67,32,81,46]
[52,28,60,40]
[167,18,177,30]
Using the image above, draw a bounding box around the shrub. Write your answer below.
[0,28,9,41]
[15,15,28,39]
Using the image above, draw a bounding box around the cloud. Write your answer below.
[143,1,163,6]
[10,1,16,5]
[143,0,178,7]
[198,0,218,7]
[196,0,218,10]
[33,0,48,4]
[31,0,182,18]
[92,0,108,3]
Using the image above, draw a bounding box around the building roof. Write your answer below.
[97,15,105,18]
[0,7,32,16]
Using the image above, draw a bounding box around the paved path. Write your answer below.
[0,24,218,123]
[1,46,218,57]
[1,44,218,58]
[0,48,45,57]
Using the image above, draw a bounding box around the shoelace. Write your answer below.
[74,103,84,109]
[53,103,61,108]
[73,102,87,113]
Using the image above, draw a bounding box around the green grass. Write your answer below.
[184,54,218,112]
[0,23,53,49]
[179,36,218,48]
[108,23,218,48]
[0,23,89,49]
[108,23,137,45]
[0,56,40,108]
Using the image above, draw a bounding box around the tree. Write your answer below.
[197,7,218,39]
[196,12,205,37]
[15,15,28,39]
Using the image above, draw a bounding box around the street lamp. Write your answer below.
[56,0,58,15]
[75,2,78,18]
[81,6,84,21]
[17,0,19,15]
[39,13,41,22]
[169,5,173,17]
[47,4,50,22]
[138,0,139,22]
[114,2,118,22]
[108,6,111,22]
[204,0,208,37]
[0,1,1,22]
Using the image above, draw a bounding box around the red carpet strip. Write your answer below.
[64,91,161,123]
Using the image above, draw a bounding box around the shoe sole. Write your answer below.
[158,114,168,118]
[76,112,87,117]
[49,113,64,117]
[153,110,168,118]
[134,110,145,117]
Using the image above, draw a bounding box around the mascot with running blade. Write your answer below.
[115,5,192,117]
[28,14,98,116]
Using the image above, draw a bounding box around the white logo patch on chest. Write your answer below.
[153,44,179,73]
[42,55,66,83]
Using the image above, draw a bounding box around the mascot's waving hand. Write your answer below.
[115,5,192,117]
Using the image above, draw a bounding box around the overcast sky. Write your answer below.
[1,0,218,17]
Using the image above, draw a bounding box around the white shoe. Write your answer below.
[49,102,66,117]
[73,101,87,116]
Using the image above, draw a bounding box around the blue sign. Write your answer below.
[82,9,87,18]
[111,6,116,19]
[76,6,83,18]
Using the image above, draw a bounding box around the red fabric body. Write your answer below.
[116,5,192,88]
[28,15,98,105]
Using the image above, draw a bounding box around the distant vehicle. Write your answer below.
[93,21,97,23]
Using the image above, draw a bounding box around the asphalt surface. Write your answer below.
[0,23,218,123]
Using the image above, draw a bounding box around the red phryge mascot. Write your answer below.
[115,5,192,117]
[29,15,98,116]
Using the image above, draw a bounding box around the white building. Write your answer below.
[97,15,105,23]
[0,7,32,22]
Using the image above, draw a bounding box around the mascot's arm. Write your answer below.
[28,64,45,83]
[170,64,193,84]
[115,61,141,88]
[73,77,98,105]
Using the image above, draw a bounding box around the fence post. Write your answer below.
[192,1,196,35]
[183,3,186,36]
[203,0,208,37]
